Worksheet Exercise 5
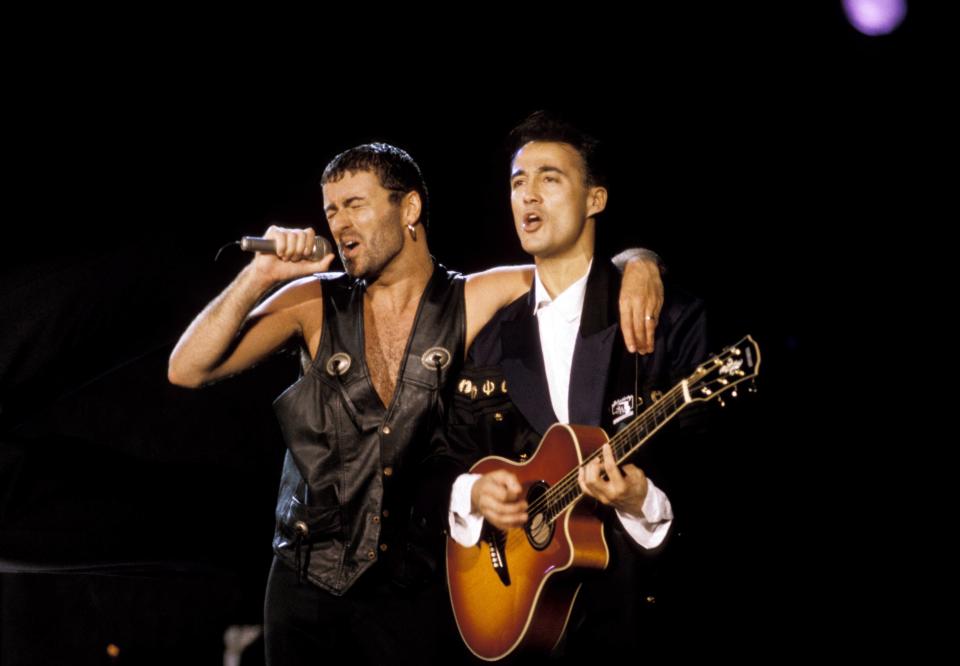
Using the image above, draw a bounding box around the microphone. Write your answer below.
[240,235,333,261]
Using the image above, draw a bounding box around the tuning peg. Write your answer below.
[748,379,757,394]
[718,396,726,407]
[731,389,738,398]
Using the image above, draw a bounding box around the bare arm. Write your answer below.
[168,226,334,388]
[462,251,665,353]
[463,265,535,350]
[614,249,665,355]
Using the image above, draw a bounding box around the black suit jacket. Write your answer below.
[447,258,707,473]
[440,258,709,654]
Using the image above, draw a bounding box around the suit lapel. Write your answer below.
[501,308,557,437]
[568,261,620,426]
[569,325,617,426]
[499,260,621,433]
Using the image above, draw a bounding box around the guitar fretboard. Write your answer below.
[540,383,689,524]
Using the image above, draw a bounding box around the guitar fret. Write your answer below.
[542,336,762,526]
[609,389,684,467]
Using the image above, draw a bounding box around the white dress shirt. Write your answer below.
[449,261,673,548]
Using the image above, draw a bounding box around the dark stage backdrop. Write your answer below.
[1,4,933,664]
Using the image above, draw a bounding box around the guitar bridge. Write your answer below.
[485,527,511,586]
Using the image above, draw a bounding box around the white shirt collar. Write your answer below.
[533,259,593,323]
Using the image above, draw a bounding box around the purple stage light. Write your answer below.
[842,0,908,36]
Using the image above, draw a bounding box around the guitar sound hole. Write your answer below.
[525,481,554,550]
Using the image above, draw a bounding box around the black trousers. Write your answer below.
[263,556,457,666]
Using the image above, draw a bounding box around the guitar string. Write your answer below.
[527,358,747,519]
[497,386,687,550]
[484,348,751,553]
[499,366,749,551]
[527,387,684,517]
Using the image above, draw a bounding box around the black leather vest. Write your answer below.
[271,262,465,595]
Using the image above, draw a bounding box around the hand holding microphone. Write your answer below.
[240,234,333,261]
[240,225,335,282]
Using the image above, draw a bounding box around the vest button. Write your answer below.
[645,595,656,605]
[379,543,388,552]
[383,466,393,477]
[372,515,380,524]
[494,412,504,422]
[367,550,376,560]
[382,425,391,435]
[382,510,390,518]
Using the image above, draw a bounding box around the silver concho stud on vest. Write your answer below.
[421,346,452,371]
[326,352,352,376]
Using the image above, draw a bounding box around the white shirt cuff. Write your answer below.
[615,476,674,550]
[448,473,485,547]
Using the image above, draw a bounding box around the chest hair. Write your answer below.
[364,301,418,407]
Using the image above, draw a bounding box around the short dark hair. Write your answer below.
[506,110,608,188]
[321,142,430,229]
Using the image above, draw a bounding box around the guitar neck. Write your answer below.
[543,382,692,523]
[542,334,759,523]
[608,382,691,467]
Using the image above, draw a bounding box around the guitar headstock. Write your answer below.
[685,335,761,405]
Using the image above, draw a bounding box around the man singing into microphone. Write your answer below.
[168,142,664,664]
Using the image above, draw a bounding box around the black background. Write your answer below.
[0,4,936,663]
